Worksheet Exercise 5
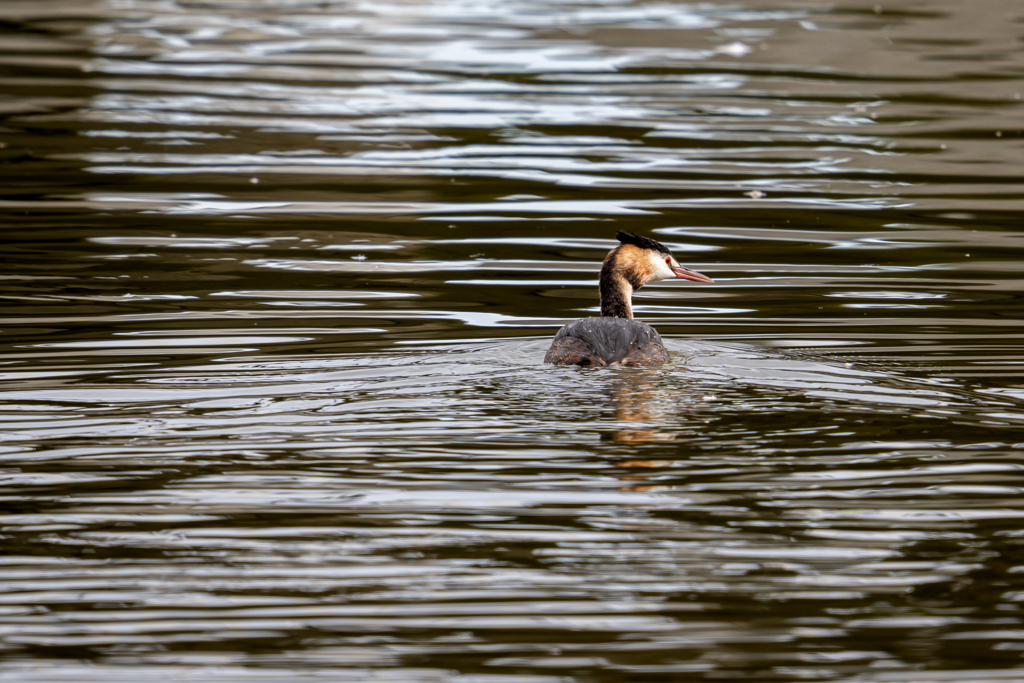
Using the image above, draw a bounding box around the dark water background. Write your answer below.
[2,0,1024,680]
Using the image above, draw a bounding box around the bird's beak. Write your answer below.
[672,265,715,283]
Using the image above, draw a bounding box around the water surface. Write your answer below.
[2,0,1024,680]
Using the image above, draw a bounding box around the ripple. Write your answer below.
[4,0,1024,679]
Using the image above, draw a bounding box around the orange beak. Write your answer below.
[671,265,714,283]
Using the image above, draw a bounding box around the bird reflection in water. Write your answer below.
[604,366,718,494]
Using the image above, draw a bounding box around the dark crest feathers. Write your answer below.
[615,231,671,256]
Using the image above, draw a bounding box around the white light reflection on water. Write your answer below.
[3,0,1024,680]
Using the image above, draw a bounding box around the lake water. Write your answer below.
[2,0,1024,680]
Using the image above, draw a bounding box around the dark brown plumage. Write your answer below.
[614,231,672,256]
[544,232,713,367]
[545,317,669,367]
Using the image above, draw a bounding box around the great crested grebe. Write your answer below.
[544,232,714,367]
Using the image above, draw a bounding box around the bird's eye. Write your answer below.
[665,257,672,266]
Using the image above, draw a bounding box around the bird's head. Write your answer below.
[610,231,714,288]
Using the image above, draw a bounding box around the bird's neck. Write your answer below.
[600,250,645,319]
[600,272,633,318]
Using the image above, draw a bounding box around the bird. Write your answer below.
[544,232,714,367]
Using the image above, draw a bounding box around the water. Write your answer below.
[2,0,1024,680]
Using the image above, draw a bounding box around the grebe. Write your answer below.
[544,232,714,367]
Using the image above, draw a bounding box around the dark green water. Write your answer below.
[2,0,1024,680]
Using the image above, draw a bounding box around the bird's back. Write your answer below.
[544,317,670,366]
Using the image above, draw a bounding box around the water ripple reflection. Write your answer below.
[3,0,1024,680]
